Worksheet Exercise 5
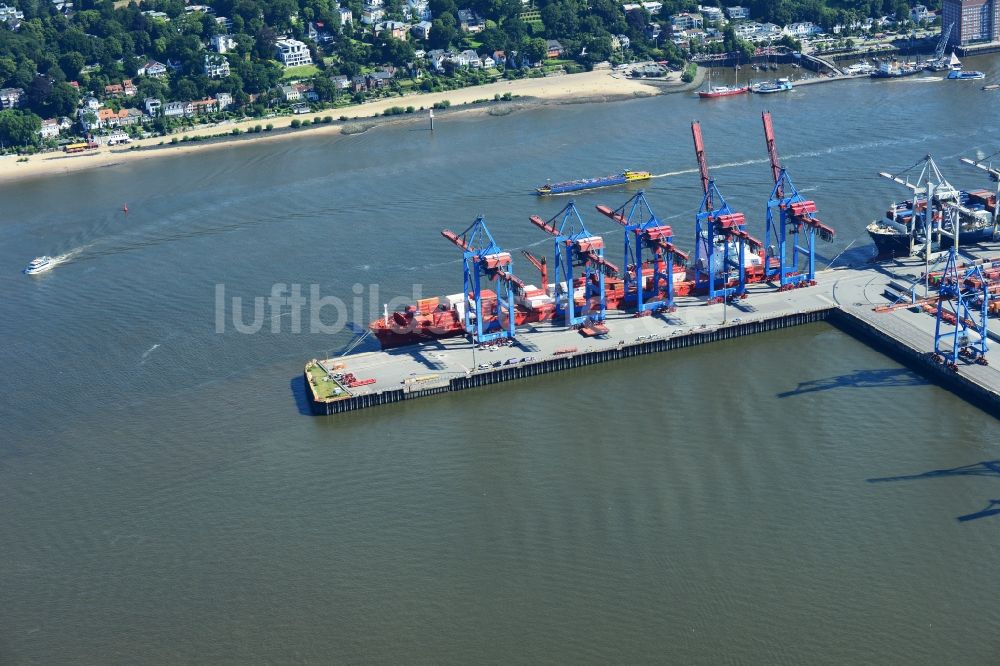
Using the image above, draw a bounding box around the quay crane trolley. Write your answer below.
[761,111,835,289]
[441,215,525,344]
[530,201,619,334]
[691,120,761,303]
[595,191,689,314]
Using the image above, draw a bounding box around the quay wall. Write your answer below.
[309,309,833,415]
[830,309,1000,416]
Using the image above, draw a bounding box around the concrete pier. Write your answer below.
[305,249,1000,417]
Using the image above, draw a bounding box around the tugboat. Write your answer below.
[751,77,793,94]
[24,256,56,275]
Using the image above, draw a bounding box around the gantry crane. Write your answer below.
[595,191,689,313]
[691,120,761,302]
[441,215,524,343]
[880,154,960,255]
[932,248,990,370]
[529,201,618,328]
[761,111,835,289]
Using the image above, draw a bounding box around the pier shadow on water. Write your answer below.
[868,461,1000,523]
[289,375,313,416]
[776,367,928,398]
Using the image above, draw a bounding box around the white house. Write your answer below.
[163,101,186,117]
[408,0,431,20]
[39,118,61,139]
[216,92,233,110]
[910,4,934,22]
[338,5,353,24]
[670,12,703,30]
[210,34,237,53]
[144,97,162,115]
[784,21,820,37]
[726,5,749,19]
[641,2,662,13]
[0,87,23,108]
[0,3,24,22]
[138,60,168,77]
[698,5,724,22]
[204,54,231,78]
[361,7,385,24]
[275,39,313,67]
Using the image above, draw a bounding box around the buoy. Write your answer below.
[123,204,128,214]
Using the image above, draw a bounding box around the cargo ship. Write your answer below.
[367,243,781,349]
[535,170,651,196]
[866,189,999,257]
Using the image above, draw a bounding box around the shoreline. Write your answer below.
[0,69,705,184]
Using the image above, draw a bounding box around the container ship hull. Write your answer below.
[537,170,651,196]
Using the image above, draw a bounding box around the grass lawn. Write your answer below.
[282,64,321,80]
[306,362,349,401]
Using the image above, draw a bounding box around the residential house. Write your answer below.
[204,54,231,78]
[910,4,934,22]
[459,49,481,67]
[412,20,432,39]
[375,20,410,40]
[104,82,124,97]
[784,21,820,37]
[163,101,186,117]
[210,34,237,53]
[141,10,169,20]
[138,60,168,77]
[215,15,233,31]
[184,4,212,13]
[275,39,313,67]
[361,7,385,24]
[369,70,393,87]
[188,98,218,115]
[641,1,662,13]
[481,55,496,68]
[351,75,368,92]
[725,5,749,19]
[0,3,24,22]
[330,74,351,90]
[338,5,353,24]
[545,40,563,58]
[307,21,334,43]
[0,87,24,108]
[144,97,162,115]
[457,9,484,33]
[408,0,431,20]
[698,5,724,22]
[216,92,233,110]
[670,12,703,30]
[83,95,100,110]
[39,118,61,139]
[281,84,302,101]
[106,129,130,145]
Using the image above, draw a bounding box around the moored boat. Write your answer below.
[698,84,750,98]
[751,77,793,94]
[870,59,923,78]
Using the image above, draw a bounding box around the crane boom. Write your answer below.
[762,111,783,196]
[691,121,711,203]
[521,249,548,287]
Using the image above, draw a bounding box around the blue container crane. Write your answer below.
[932,248,991,370]
[596,191,689,314]
[441,216,524,343]
[761,111,835,290]
[529,201,618,331]
[691,120,762,302]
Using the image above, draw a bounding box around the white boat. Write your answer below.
[24,256,55,274]
[752,77,793,94]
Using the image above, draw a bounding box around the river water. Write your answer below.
[3,59,1000,663]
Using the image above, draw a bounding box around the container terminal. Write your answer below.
[305,113,1000,416]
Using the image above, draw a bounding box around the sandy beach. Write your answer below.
[0,68,701,183]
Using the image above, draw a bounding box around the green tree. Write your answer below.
[0,109,42,148]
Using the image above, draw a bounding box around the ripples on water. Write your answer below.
[2,65,1000,663]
